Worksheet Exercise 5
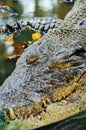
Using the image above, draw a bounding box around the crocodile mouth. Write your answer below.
[0,45,86,130]
[0,44,86,129]
[0,72,86,130]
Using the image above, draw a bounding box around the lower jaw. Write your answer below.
[0,85,86,130]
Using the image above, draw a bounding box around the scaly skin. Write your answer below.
[0,17,63,35]
[0,0,86,130]
[0,5,18,18]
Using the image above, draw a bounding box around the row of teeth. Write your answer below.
[8,98,52,121]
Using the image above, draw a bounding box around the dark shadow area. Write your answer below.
[36,111,86,130]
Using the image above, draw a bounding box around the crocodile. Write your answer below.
[0,5,18,18]
[0,0,86,129]
[0,17,63,35]
[63,0,74,3]
[0,1,74,34]
[0,0,75,35]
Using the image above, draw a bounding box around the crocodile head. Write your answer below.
[0,1,86,130]
[0,25,86,129]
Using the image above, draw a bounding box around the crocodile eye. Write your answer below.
[26,55,40,64]
[74,47,85,56]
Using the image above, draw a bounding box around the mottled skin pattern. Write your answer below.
[0,0,86,130]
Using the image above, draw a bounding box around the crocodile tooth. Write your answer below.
[36,115,42,120]
[42,100,47,108]
[46,98,52,104]
[14,108,20,116]
[9,108,16,120]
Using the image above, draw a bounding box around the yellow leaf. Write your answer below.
[32,32,41,40]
